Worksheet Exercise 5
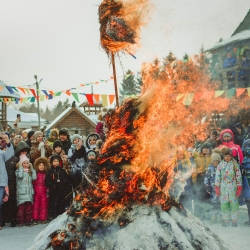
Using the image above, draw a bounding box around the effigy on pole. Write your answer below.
[98,0,138,108]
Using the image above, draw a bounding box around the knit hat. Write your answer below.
[27,130,35,139]
[87,150,97,158]
[71,134,82,143]
[211,149,221,162]
[50,155,62,164]
[222,132,232,139]
[200,142,212,151]
[34,131,43,140]
[0,140,7,150]
[220,146,232,156]
[53,140,62,150]
[19,154,30,165]
[14,135,22,141]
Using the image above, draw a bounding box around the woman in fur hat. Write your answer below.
[215,146,242,227]
[16,154,37,226]
[32,157,50,225]
[30,131,53,165]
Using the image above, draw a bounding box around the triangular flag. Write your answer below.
[0,98,3,101]
[6,86,14,94]
[101,95,108,106]
[108,95,115,105]
[24,88,30,94]
[30,97,36,102]
[55,92,62,96]
[193,92,203,102]
[93,94,100,103]
[30,88,37,97]
[48,94,53,100]
[65,90,71,96]
[18,87,26,94]
[4,98,8,102]
[110,76,114,79]
[95,82,99,84]
[183,93,194,105]
[100,79,105,82]
[85,94,94,106]
[40,95,44,101]
[247,87,250,97]
[72,93,79,102]
[12,87,18,92]
[176,94,184,101]
[49,90,54,96]
[42,90,49,96]
[80,84,85,86]
[227,88,236,98]
[201,91,214,99]
[236,88,246,97]
[215,90,225,97]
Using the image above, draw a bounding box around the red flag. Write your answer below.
[85,94,94,106]
[236,88,246,97]
[30,88,37,97]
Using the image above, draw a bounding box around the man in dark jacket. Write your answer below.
[59,128,72,155]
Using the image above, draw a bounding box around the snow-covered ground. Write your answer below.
[0,206,249,250]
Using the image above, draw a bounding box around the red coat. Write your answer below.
[218,129,243,164]
[32,171,48,221]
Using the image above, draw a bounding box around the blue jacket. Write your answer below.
[0,144,14,187]
[239,59,250,78]
[204,164,220,203]
[223,57,236,69]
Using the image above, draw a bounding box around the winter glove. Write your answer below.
[215,186,220,197]
[236,186,242,197]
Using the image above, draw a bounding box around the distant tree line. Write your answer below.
[18,98,71,122]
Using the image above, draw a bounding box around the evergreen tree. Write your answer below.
[42,105,53,121]
[19,104,30,113]
[119,70,138,99]
[63,98,70,109]
[29,103,37,113]
[53,101,64,117]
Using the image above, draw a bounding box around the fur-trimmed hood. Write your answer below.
[85,133,100,150]
[220,129,234,142]
[34,157,50,172]
[49,128,59,139]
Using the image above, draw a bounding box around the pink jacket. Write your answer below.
[218,129,243,164]
[33,171,47,196]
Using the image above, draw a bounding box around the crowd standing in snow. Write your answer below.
[0,109,250,230]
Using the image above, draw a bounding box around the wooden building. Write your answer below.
[208,9,250,89]
[79,101,103,115]
[45,102,97,136]
[0,80,21,131]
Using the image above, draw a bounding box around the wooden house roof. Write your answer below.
[232,9,250,36]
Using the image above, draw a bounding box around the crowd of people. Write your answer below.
[0,108,250,231]
[174,123,250,227]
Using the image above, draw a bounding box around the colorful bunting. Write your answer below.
[85,94,94,106]
[93,94,100,104]
[215,90,225,97]
[226,88,236,98]
[101,94,108,106]
[236,88,246,97]
[108,95,115,105]
[72,93,79,102]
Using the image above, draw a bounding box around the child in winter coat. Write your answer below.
[32,157,50,224]
[45,155,69,220]
[16,154,37,227]
[217,129,243,164]
[215,146,242,227]
[47,128,59,147]
[204,149,221,224]
[241,139,250,226]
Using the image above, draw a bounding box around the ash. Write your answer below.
[28,205,229,250]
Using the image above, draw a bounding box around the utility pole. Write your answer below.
[34,75,43,129]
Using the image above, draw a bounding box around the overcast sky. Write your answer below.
[1,0,250,107]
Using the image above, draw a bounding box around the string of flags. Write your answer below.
[0,73,135,106]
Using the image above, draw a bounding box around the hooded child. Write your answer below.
[45,155,70,220]
[204,149,221,224]
[241,139,250,226]
[0,133,14,230]
[215,146,243,227]
[85,133,100,152]
[32,157,50,225]
[30,131,53,165]
[217,129,243,164]
[16,154,37,226]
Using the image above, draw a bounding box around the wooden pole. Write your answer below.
[111,52,119,108]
